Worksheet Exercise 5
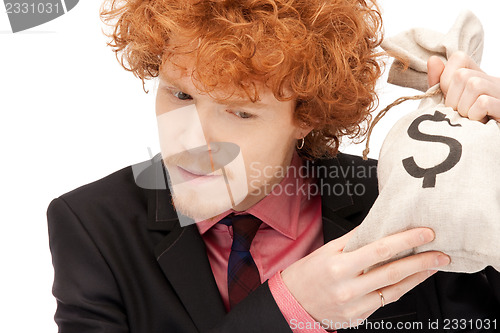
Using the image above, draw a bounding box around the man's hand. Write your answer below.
[427,51,500,122]
[280,227,450,330]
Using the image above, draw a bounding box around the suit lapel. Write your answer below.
[322,202,366,243]
[154,223,226,331]
[139,154,226,332]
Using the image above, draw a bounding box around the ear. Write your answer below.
[291,98,314,139]
[293,123,314,140]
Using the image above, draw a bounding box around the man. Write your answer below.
[48,0,500,332]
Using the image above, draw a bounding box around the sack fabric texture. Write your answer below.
[343,11,500,273]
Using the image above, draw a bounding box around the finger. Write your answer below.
[344,227,435,274]
[440,51,483,96]
[456,77,499,118]
[446,70,494,112]
[427,56,445,87]
[352,251,449,297]
[339,269,438,323]
[468,95,500,123]
[371,269,438,309]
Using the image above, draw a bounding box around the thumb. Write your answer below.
[427,56,445,88]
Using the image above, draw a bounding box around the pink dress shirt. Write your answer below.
[196,151,331,332]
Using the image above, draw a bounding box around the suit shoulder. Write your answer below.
[49,162,148,220]
[331,152,379,213]
[336,152,378,169]
[336,151,378,194]
[62,165,138,200]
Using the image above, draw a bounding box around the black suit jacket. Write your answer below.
[47,153,500,333]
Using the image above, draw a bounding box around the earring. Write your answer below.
[296,137,305,150]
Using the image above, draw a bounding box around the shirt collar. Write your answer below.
[196,151,307,240]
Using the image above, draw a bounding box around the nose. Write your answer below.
[176,106,207,151]
[157,103,207,158]
[194,101,217,148]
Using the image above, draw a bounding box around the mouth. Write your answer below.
[176,165,222,183]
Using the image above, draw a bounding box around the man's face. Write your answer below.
[155,56,307,220]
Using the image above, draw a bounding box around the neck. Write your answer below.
[232,149,296,212]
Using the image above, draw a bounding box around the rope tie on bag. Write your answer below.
[362,88,443,160]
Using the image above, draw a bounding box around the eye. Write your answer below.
[173,91,193,101]
[232,110,253,119]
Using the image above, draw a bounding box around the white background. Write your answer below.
[0,1,498,332]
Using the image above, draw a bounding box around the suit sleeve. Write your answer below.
[47,198,129,333]
[485,266,500,309]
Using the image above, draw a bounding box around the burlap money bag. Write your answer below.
[343,11,500,273]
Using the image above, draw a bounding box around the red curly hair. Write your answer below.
[100,0,384,159]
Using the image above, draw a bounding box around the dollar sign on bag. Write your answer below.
[402,111,462,188]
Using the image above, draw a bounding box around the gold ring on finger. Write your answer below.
[377,289,385,307]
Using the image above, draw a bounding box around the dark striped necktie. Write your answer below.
[220,214,263,309]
